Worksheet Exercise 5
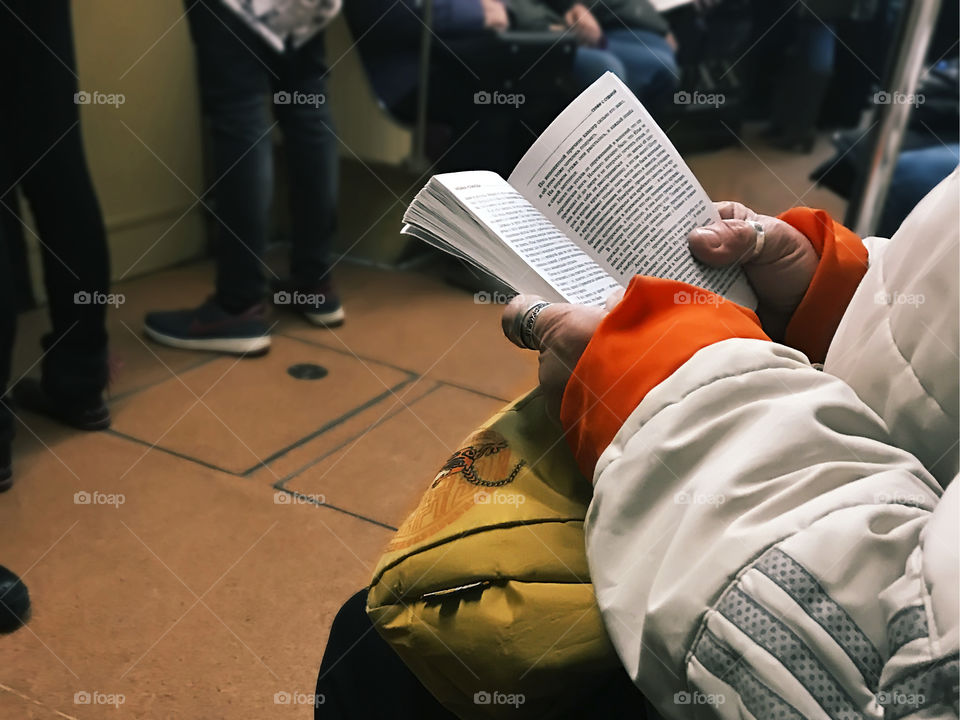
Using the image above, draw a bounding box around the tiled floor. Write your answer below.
[0,132,845,718]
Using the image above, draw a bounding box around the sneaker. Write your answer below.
[271,279,344,327]
[144,297,271,356]
[11,378,111,431]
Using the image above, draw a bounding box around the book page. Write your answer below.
[508,73,756,309]
[432,172,622,306]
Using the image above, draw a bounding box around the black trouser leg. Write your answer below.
[315,590,456,720]
[0,0,109,407]
[0,221,15,453]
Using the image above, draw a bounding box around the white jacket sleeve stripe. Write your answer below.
[716,586,863,719]
[756,548,883,687]
[694,629,806,720]
[885,606,929,657]
[878,656,958,719]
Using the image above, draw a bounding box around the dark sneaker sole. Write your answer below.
[303,306,345,327]
[144,324,271,356]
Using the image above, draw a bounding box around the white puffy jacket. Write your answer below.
[571,169,959,719]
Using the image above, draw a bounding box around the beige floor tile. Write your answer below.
[281,264,541,403]
[690,128,847,219]
[0,431,390,720]
[284,384,509,528]
[107,335,412,476]
[0,688,68,720]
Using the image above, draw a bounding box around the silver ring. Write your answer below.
[747,220,765,260]
[518,301,551,350]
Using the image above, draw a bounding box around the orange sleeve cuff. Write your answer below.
[560,277,769,479]
[778,208,868,364]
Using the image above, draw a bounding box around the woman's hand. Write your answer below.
[564,3,603,47]
[687,201,818,339]
[502,294,613,422]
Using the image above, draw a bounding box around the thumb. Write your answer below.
[688,219,763,268]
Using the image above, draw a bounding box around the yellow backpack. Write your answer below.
[366,389,620,718]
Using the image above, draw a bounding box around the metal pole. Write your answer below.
[409,0,434,173]
[845,0,942,237]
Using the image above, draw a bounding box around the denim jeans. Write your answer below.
[879,144,960,238]
[0,0,110,446]
[572,29,679,113]
[186,0,339,310]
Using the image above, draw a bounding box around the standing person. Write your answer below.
[144,0,343,356]
[1,0,112,491]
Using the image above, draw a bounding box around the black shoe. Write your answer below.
[0,565,30,633]
[271,279,345,327]
[144,297,271,355]
[11,378,110,431]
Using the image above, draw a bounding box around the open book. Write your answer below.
[402,73,757,310]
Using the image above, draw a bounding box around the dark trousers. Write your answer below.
[315,590,456,719]
[315,589,651,719]
[186,0,339,310]
[0,0,110,446]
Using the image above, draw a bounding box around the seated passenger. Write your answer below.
[317,169,958,718]
[504,169,959,718]
[508,0,679,114]
[345,0,568,172]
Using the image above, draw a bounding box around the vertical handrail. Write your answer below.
[408,0,434,173]
[845,0,942,237]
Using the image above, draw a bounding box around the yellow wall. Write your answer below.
[325,15,413,166]
[25,2,207,300]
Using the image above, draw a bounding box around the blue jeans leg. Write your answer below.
[187,0,275,310]
[571,46,626,91]
[603,28,679,111]
[271,36,339,290]
[879,144,960,237]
